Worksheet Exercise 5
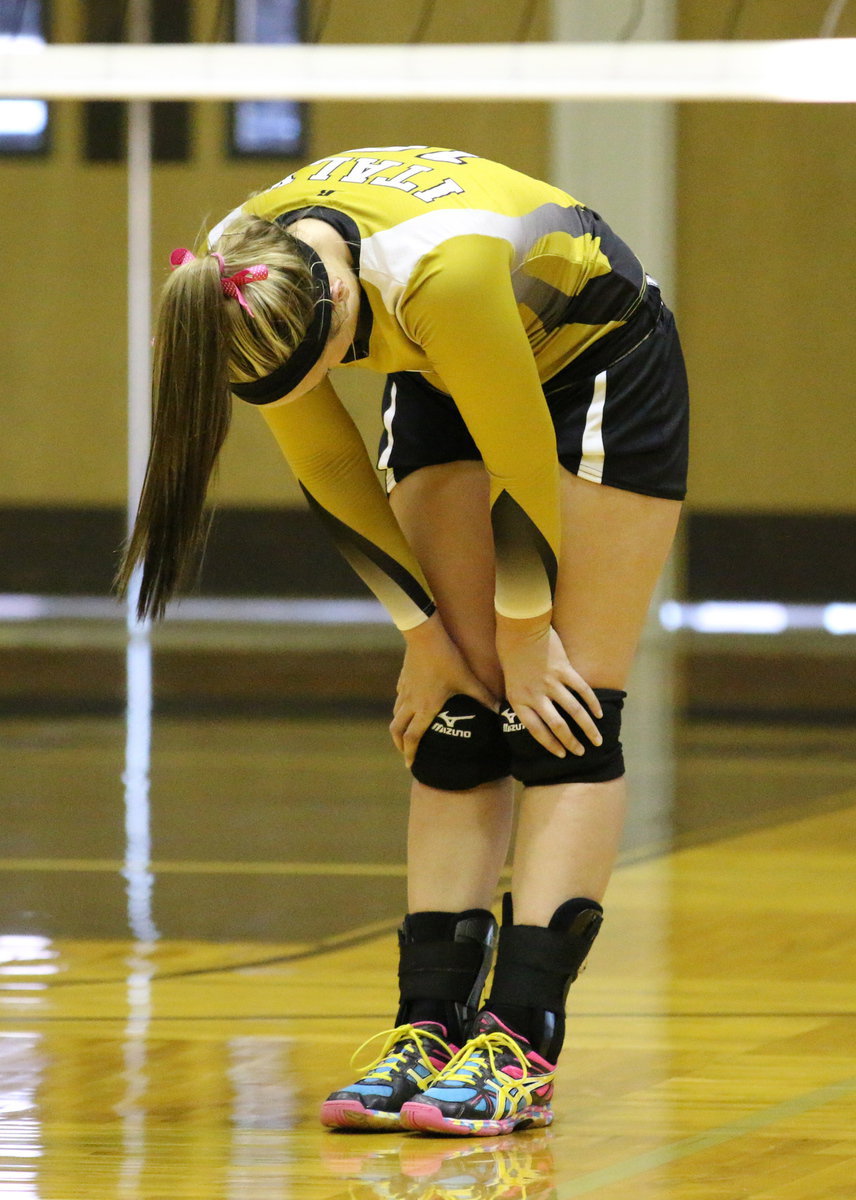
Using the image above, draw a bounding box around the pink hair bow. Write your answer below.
[169,248,268,317]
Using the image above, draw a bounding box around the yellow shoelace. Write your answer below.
[436,1030,553,1089]
[349,1022,450,1081]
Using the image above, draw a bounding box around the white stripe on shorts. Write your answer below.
[377,381,397,470]
[578,369,607,485]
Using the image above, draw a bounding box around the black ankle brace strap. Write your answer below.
[398,939,487,1003]
[488,908,603,1011]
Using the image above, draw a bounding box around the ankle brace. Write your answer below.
[396,908,498,1044]
[486,893,603,1061]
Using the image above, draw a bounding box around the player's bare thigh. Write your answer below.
[553,473,682,688]
[389,461,682,694]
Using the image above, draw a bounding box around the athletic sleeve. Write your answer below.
[400,235,560,621]
[259,378,437,631]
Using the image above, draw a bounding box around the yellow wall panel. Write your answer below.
[677,2,856,510]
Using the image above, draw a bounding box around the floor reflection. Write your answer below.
[117,944,154,1200]
[0,1032,44,1198]
[122,630,158,945]
[226,1039,297,1200]
[321,1130,556,1198]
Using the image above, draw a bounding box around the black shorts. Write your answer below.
[377,283,689,502]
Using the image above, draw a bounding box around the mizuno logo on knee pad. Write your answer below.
[432,711,475,737]
[501,707,525,733]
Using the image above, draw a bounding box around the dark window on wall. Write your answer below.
[0,0,49,154]
[230,0,305,157]
[83,0,191,163]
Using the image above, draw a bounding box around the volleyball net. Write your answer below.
[1,39,855,102]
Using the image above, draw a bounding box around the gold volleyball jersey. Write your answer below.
[210,147,647,630]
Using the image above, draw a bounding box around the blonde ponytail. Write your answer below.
[116,216,318,620]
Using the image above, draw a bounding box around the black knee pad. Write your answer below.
[502,688,626,787]
[411,694,512,791]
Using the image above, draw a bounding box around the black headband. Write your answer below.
[230,240,333,405]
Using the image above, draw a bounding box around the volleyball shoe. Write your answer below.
[321,1021,455,1131]
[399,1012,555,1137]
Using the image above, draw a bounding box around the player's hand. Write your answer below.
[391,613,498,768]
[495,615,603,758]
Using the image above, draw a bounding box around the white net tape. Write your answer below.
[1,40,855,103]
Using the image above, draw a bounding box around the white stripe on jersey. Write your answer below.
[360,202,584,318]
[578,370,607,485]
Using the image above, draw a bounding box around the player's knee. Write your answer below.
[411,694,512,791]
[502,688,626,787]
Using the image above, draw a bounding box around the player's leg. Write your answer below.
[402,477,681,1136]
[489,475,681,1037]
[511,473,682,921]
[390,460,517,1032]
[391,461,515,915]
[322,461,513,1131]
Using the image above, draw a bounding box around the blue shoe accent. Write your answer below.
[321,1022,454,1131]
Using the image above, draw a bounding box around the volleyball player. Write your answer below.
[118,145,688,1137]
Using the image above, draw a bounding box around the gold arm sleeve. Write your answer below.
[402,236,560,621]
[259,379,436,631]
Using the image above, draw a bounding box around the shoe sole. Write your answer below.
[320,1099,402,1131]
[399,1101,553,1137]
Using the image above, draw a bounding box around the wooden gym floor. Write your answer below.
[1,712,855,1199]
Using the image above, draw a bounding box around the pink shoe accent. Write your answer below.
[400,1102,475,1136]
[476,1012,556,1072]
[413,1022,456,1071]
[401,1100,554,1137]
[320,1098,401,1131]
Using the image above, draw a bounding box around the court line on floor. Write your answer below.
[556,1074,856,1198]
[617,786,856,868]
[26,913,408,988]
[3,789,854,881]
[0,857,407,876]
[5,1010,855,1024]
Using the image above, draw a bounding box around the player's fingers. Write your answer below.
[554,685,603,748]
[568,676,604,722]
[389,708,410,755]
[516,704,569,759]
[539,699,588,756]
[402,712,433,769]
